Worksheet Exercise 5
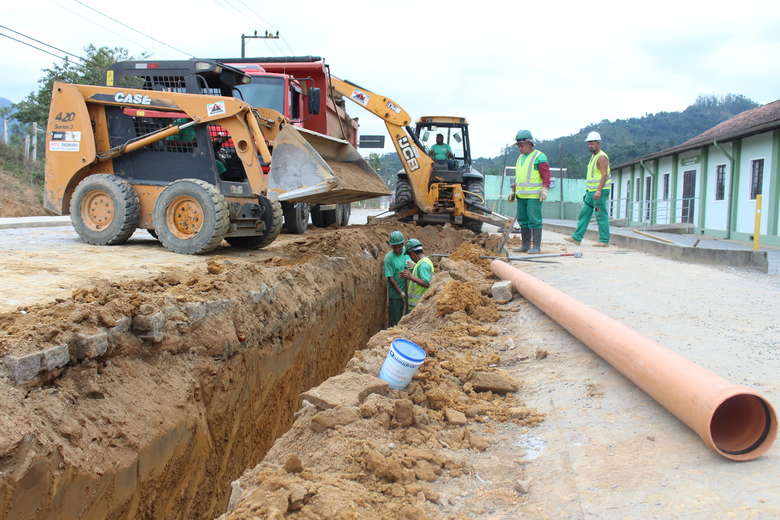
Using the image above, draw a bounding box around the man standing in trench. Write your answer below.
[566,131,611,246]
[384,230,411,327]
[401,238,434,310]
[509,130,551,253]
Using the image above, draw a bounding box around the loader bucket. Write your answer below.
[268,125,389,204]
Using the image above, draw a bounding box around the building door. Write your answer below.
[681,170,696,224]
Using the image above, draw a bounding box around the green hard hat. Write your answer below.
[389,230,405,246]
[404,238,423,254]
[515,129,533,141]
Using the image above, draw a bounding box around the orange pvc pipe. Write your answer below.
[491,260,777,461]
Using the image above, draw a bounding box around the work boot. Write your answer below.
[528,229,542,254]
[564,236,580,245]
[513,228,531,253]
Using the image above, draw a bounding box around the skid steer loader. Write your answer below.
[44,80,387,254]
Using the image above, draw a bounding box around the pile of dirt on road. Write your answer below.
[0,169,46,217]
[220,262,544,519]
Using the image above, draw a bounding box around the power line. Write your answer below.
[0,31,79,65]
[71,0,192,57]
[0,24,87,63]
[229,0,294,55]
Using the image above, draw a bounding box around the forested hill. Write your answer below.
[372,94,758,182]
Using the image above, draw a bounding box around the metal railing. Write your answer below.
[607,196,697,229]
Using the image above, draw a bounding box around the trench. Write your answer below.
[0,254,388,520]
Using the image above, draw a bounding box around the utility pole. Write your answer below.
[241,30,280,58]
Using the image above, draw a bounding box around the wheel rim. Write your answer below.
[166,195,204,239]
[81,189,115,231]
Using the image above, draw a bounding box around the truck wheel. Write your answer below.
[153,179,229,254]
[393,178,413,209]
[282,201,309,234]
[226,197,283,249]
[338,203,352,226]
[70,174,139,245]
[311,205,338,227]
[463,179,485,233]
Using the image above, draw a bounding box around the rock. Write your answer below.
[423,488,441,504]
[206,259,224,274]
[468,370,519,394]
[226,479,243,512]
[2,351,43,385]
[508,406,534,419]
[301,372,388,410]
[283,454,303,474]
[73,332,109,360]
[444,408,467,426]
[364,449,403,482]
[413,460,441,482]
[535,349,548,360]
[287,483,308,512]
[41,344,69,371]
[310,406,360,432]
[467,432,490,451]
[393,399,415,427]
[490,280,514,303]
[514,478,531,495]
[132,311,166,343]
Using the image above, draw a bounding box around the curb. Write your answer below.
[545,222,773,274]
[0,219,71,230]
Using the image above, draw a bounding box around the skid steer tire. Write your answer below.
[70,174,140,245]
[338,203,352,227]
[153,179,229,255]
[226,197,283,249]
[463,179,485,234]
[393,178,413,210]
[310,205,338,227]
[282,201,309,235]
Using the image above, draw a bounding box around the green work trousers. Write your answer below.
[388,298,406,327]
[573,189,611,243]
[515,198,543,229]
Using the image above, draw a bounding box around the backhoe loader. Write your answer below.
[329,77,511,232]
[44,80,387,254]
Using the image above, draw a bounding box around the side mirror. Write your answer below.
[421,131,430,142]
[308,87,321,115]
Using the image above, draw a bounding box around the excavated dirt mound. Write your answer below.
[0,223,476,520]
[220,261,544,519]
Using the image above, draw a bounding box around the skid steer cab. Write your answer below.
[43,81,343,254]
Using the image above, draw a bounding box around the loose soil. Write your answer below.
[0,223,476,519]
[0,169,46,217]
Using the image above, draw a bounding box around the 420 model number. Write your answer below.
[54,112,76,123]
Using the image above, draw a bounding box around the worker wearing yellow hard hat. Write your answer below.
[509,130,551,253]
[566,131,612,246]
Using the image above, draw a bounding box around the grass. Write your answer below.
[0,142,44,187]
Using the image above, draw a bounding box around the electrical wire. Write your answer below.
[0,24,86,63]
[0,32,79,65]
[231,0,294,55]
[71,0,192,57]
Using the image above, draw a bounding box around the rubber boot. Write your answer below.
[514,228,531,253]
[528,228,542,254]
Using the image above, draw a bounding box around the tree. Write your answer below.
[14,45,141,127]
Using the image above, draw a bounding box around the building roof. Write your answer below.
[613,100,780,169]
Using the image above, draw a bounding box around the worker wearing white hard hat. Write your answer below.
[566,131,612,246]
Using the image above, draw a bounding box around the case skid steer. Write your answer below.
[329,77,511,233]
[44,79,387,254]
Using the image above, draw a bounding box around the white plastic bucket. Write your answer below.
[378,338,427,390]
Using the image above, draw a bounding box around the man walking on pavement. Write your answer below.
[384,230,411,327]
[401,238,434,310]
[509,130,551,253]
[566,131,611,247]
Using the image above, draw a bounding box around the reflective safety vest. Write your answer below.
[515,150,543,199]
[586,150,612,192]
[407,257,434,308]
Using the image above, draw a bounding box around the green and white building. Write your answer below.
[608,100,780,246]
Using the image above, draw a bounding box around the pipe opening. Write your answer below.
[710,394,776,457]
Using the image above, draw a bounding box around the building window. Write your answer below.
[662,173,670,200]
[715,164,726,201]
[750,159,764,199]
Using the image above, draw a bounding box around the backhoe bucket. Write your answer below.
[268,125,389,204]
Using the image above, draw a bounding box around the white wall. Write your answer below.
[657,156,673,224]
[704,143,732,232]
[737,133,773,234]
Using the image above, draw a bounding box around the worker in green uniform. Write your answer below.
[429,133,453,163]
[566,131,611,246]
[384,230,411,326]
[401,238,434,310]
[508,130,551,253]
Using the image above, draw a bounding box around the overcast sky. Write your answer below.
[3,0,779,158]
